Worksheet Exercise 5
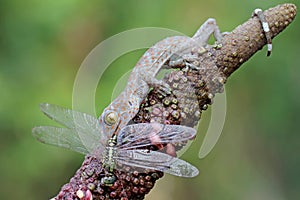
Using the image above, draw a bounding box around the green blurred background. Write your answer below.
[0,0,299,199]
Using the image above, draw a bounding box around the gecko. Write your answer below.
[99,18,224,136]
[99,9,272,136]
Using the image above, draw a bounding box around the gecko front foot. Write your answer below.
[143,74,172,96]
[154,79,172,96]
[169,54,201,71]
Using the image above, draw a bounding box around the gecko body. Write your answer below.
[99,11,272,136]
[99,18,224,136]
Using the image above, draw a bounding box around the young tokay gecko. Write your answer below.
[99,9,272,136]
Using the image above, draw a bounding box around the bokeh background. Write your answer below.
[0,0,299,199]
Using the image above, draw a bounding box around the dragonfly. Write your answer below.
[32,103,199,186]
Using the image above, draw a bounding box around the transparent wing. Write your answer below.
[117,123,196,150]
[32,126,90,155]
[116,149,199,177]
[37,103,107,153]
[40,103,90,129]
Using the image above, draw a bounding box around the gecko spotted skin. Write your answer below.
[99,18,225,136]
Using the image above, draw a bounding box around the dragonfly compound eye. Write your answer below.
[104,112,118,126]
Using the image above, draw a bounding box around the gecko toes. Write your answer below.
[156,82,172,96]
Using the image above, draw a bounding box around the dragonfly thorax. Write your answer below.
[107,135,117,147]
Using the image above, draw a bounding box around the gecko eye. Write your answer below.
[104,112,118,126]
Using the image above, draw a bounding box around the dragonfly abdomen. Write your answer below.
[102,146,117,172]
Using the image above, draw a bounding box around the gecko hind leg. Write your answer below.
[252,8,272,56]
[192,18,224,45]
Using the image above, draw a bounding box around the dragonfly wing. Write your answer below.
[117,123,196,149]
[40,103,79,129]
[69,111,105,153]
[117,149,199,177]
[32,126,91,155]
[39,103,108,150]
